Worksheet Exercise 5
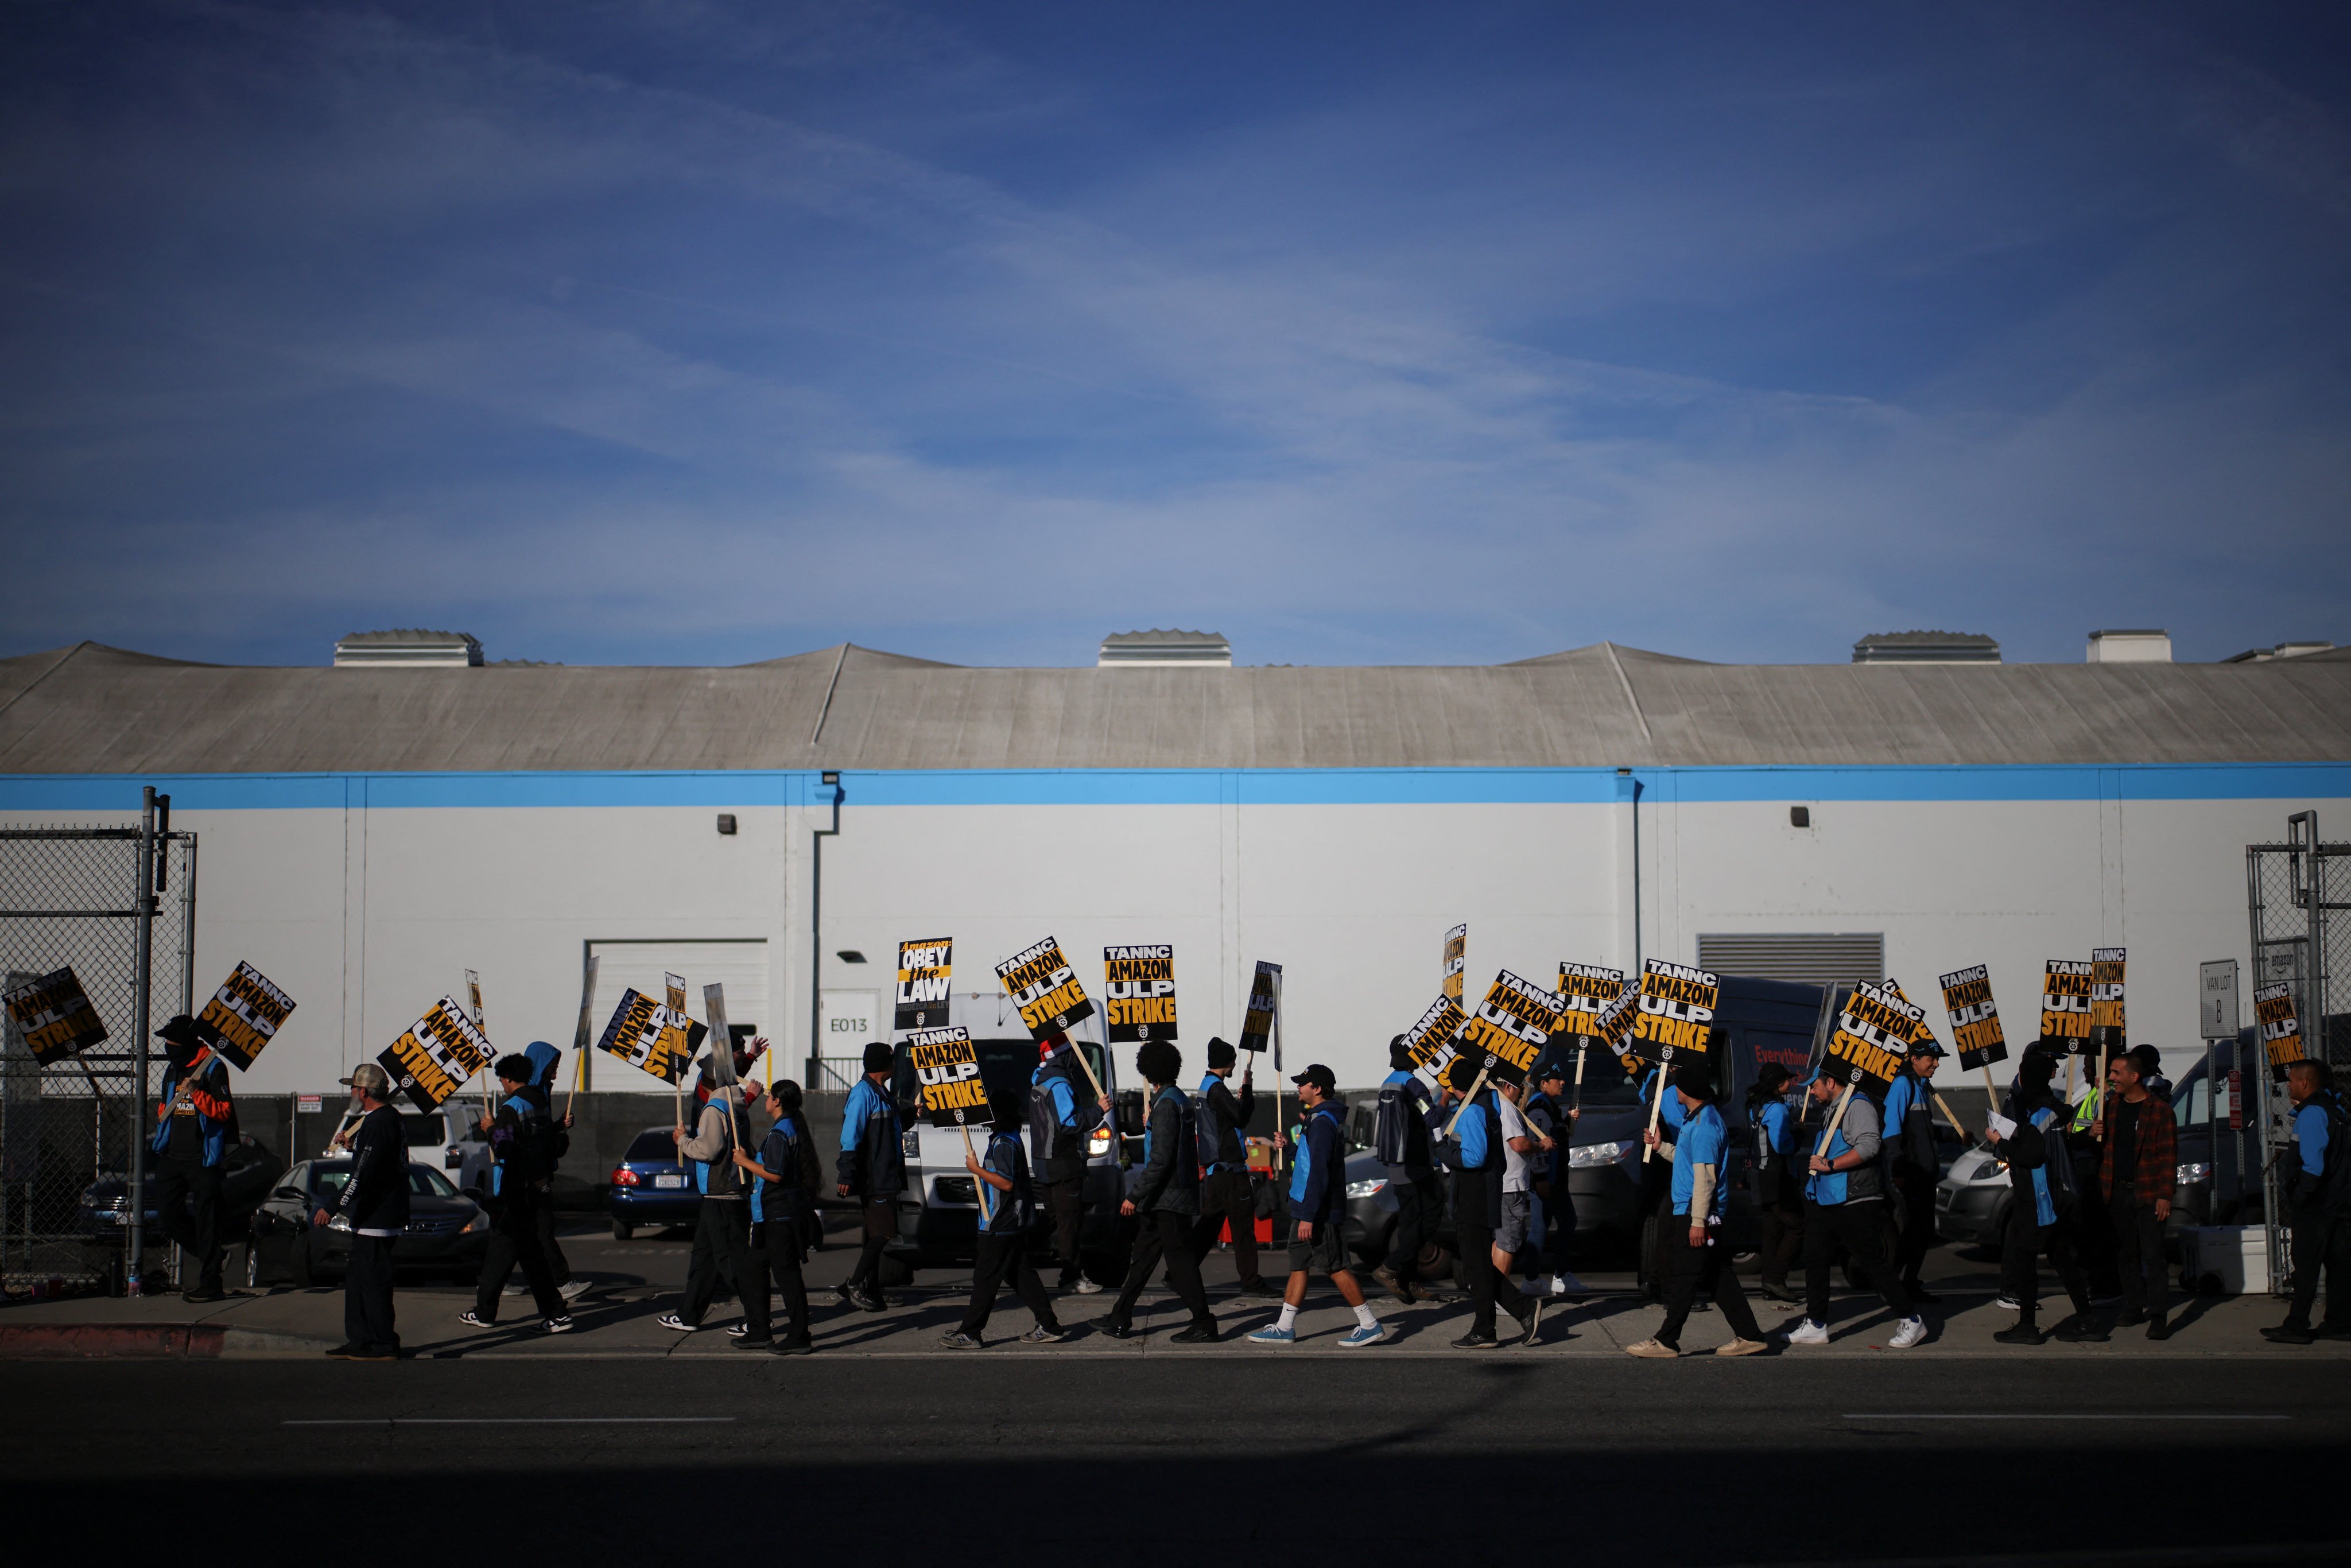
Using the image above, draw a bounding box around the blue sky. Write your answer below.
[3,1,2346,669]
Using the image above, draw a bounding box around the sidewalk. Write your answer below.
[3,1270,2342,1360]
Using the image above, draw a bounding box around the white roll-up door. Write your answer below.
[586,939,771,1092]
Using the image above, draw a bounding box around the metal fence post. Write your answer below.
[127,787,156,1294]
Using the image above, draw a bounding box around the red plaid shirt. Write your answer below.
[2099,1092,2176,1206]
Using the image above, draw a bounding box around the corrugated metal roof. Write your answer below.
[0,639,2346,773]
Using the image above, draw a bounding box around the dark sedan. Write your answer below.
[607,1126,703,1239]
[244,1158,490,1287]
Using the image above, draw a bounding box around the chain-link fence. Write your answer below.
[2245,812,2346,1293]
[0,822,195,1293]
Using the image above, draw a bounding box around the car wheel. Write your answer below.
[1415,1243,1455,1284]
[876,1253,917,1288]
[290,1235,319,1288]
[611,1218,633,1241]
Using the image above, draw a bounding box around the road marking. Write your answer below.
[1843,1413,2288,1421]
[284,1416,736,1426]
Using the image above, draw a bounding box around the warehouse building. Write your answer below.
[1,630,2346,1096]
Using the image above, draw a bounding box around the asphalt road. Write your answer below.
[7,1353,2343,1566]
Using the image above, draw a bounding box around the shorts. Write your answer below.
[1496,1191,1531,1255]
[1287,1221,1348,1276]
[860,1198,900,1240]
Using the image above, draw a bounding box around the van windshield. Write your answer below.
[1554,1044,1642,1107]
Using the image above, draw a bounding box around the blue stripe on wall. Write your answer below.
[0,763,2345,813]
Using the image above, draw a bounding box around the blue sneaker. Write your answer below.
[1245,1323,1296,1345]
[1339,1321,1388,1348]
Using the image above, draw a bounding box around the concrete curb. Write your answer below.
[0,1323,340,1359]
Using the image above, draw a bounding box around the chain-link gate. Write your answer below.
[2245,809,2347,1294]
[0,796,195,1295]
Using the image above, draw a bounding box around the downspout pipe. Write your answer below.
[806,773,842,1089]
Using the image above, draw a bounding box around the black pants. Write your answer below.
[963,1231,1060,1337]
[1533,1179,1574,1274]
[1656,1220,1762,1347]
[2285,1209,2351,1330]
[1458,1220,1528,1337]
[844,1197,897,1293]
[1803,1199,1914,1325]
[1383,1169,1445,1279]
[476,1185,564,1321]
[1758,1186,1804,1286]
[536,1196,571,1287]
[2077,1168,2121,1296]
[344,1233,398,1353]
[2108,1197,2168,1321]
[153,1160,225,1291]
[1189,1167,1262,1286]
[2000,1204,2091,1324]
[1042,1162,1085,1286]
[680,1198,753,1325]
[1892,1177,1937,1283]
[740,1216,812,1342]
[1636,1158,1673,1292]
[1112,1208,1214,1329]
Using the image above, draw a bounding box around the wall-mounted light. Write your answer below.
[837,950,867,964]
[821,771,840,786]
[715,814,737,836]
[1790,806,1811,828]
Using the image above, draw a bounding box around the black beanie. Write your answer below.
[1388,1034,1413,1072]
[1206,1037,1236,1069]
[862,1040,892,1074]
[1672,1061,1714,1101]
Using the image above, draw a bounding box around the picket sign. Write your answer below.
[706,984,742,1156]
[464,969,495,1120]
[567,955,600,1120]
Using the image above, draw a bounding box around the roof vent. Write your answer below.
[1098,629,1231,668]
[2086,629,2171,664]
[333,629,483,669]
[1851,631,2000,665]
[2223,640,2336,664]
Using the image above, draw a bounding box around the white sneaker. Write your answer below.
[1888,1315,1928,1349]
[1072,1278,1103,1295]
[1554,1271,1585,1296]
[656,1313,695,1333]
[560,1279,591,1301]
[1784,1318,1830,1346]
[1993,1295,2020,1313]
[1338,1321,1387,1348]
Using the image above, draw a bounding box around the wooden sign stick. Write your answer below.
[1980,1063,1999,1105]
[1640,1062,1669,1164]
[1571,1041,1589,1113]
[1929,1089,1970,1144]
[1813,1081,1857,1158]
[1441,1063,1493,1139]
[565,954,599,1121]
[959,1116,993,1227]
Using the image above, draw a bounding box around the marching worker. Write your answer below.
[1783,1068,1926,1349]
[1248,1064,1387,1347]
[1189,1037,1273,1298]
[1432,1058,1536,1348]
[2100,1046,2178,1340]
[1627,1060,1767,1357]
[1371,1036,1445,1305]
[1494,1076,1546,1289]
[150,1015,236,1303]
[1745,1064,1803,1302]
[1881,1037,1946,1303]
[1634,1057,1691,1298]
[320,1062,404,1360]
[834,1041,906,1313]
[1522,1059,1583,1297]
[732,1077,821,1354]
[946,1100,1066,1348]
[652,1051,755,1333]
[1098,1041,1219,1342]
[461,1053,573,1334]
[2265,1059,2351,1344]
[1030,1033,1111,1296]
[510,1039,589,1305]
[1987,1046,2098,1344]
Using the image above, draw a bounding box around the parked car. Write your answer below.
[77,1139,285,1243]
[608,1125,703,1239]
[244,1158,489,1286]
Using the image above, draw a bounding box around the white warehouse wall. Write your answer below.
[2,767,2341,1095]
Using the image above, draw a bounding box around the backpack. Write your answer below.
[2033,1104,2081,1218]
[1027,1053,1103,1162]
[1374,1078,1429,1167]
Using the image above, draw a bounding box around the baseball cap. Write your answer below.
[340,1062,391,1096]
[1908,1038,1946,1059]
[1290,1062,1336,1093]
[154,1015,201,1047]
[1537,1059,1568,1082]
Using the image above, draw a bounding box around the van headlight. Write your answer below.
[1087,1127,1112,1157]
[2177,1162,2210,1185]
[1568,1140,1635,1167]
[1344,1177,1387,1198]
